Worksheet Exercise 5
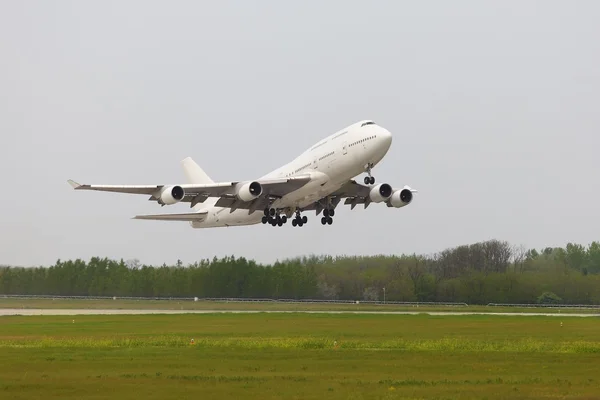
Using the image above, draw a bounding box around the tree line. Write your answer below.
[1,239,600,304]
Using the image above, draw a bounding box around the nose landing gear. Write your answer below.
[364,163,375,185]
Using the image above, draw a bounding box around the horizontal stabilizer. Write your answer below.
[133,210,209,221]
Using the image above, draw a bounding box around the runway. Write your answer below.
[1,309,599,317]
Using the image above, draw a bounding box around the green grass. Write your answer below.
[0,313,599,399]
[2,297,599,314]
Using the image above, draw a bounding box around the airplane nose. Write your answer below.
[379,128,392,147]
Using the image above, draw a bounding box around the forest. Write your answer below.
[1,239,600,305]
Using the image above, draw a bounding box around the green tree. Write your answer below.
[537,291,563,304]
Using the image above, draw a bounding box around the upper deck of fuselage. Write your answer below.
[304,120,376,153]
[260,120,384,179]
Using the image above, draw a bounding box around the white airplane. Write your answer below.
[68,120,417,228]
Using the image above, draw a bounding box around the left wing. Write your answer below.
[67,175,311,208]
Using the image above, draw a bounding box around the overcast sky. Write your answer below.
[1,1,599,267]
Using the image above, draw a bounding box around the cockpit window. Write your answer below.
[361,121,375,127]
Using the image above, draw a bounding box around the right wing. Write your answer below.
[302,180,418,214]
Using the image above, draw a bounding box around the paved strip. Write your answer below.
[1,309,598,317]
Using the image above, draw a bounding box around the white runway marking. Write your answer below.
[0,309,598,317]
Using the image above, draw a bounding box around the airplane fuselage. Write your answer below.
[192,121,393,228]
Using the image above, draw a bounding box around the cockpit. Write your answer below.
[361,121,375,127]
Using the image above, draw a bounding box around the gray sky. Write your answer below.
[1,1,599,267]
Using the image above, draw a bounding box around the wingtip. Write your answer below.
[67,179,81,189]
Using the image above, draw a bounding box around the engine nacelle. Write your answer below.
[158,185,185,205]
[236,181,262,202]
[369,183,393,203]
[387,187,413,208]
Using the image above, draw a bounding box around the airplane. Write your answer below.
[68,120,417,228]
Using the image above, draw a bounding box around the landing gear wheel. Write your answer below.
[261,216,268,224]
[269,208,276,216]
[327,217,333,225]
[329,209,335,217]
[321,217,327,225]
[281,215,287,224]
[291,210,307,227]
[323,209,329,217]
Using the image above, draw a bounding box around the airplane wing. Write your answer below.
[303,180,418,214]
[67,175,311,209]
[133,210,209,221]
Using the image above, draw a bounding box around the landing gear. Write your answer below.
[321,207,334,225]
[262,208,288,227]
[263,207,277,217]
[260,206,312,228]
[291,210,307,227]
[321,216,333,225]
[364,163,375,185]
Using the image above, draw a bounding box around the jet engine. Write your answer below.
[236,181,263,202]
[369,183,393,203]
[158,185,185,205]
[387,187,414,208]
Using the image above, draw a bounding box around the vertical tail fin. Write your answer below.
[181,157,214,184]
[181,157,218,209]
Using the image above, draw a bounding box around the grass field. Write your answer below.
[1,312,599,399]
[1,297,599,314]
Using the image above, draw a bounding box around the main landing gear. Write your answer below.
[261,208,287,227]
[321,208,334,225]
[364,163,375,185]
[291,210,308,227]
[261,208,306,227]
